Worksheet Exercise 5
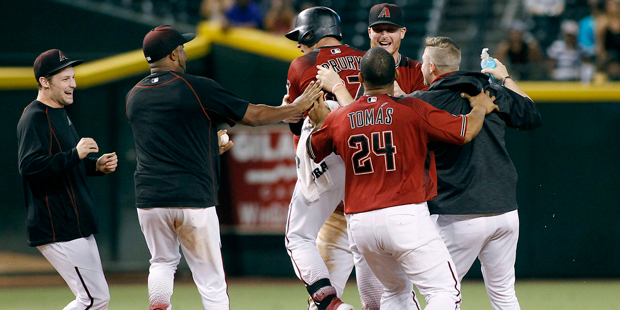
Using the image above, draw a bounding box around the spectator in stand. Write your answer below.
[200,0,233,22]
[596,0,620,80]
[525,0,565,50]
[579,0,606,56]
[547,20,588,81]
[224,0,263,29]
[496,21,544,80]
[264,0,296,34]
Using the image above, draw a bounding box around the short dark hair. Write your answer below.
[360,47,395,88]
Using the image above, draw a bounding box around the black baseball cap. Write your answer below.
[143,25,195,63]
[369,3,403,28]
[33,49,83,81]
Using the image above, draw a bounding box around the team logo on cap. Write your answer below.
[378,7,391,18]
[59,51,68,62]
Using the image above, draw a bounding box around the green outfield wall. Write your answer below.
[2,17,619,278]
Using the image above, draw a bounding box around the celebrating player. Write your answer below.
[126,25,322,310]
[409,36,542,310]
[308,47,498,310]
[283,6,383,310]
[17,49,118,310]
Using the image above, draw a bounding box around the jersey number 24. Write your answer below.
[348,131,397,175]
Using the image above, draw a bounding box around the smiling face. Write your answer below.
[41,66,77,108]
[368,24,406,59]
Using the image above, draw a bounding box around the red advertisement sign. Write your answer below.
[224,125,297,234]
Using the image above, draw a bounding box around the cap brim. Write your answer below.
[369,21,403,28]
[182,33,196,44]
[47,60,84,76]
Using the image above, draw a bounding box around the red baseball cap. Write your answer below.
[33,49,83,81]
[143,25,196,63]
[369,3,404,28]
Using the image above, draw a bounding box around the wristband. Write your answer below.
[501,76,513,86]
[331,82,345,94]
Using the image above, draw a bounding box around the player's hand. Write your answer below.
[308,96,330,128]
[292,80,323,113]
[76,138,99,159]
[481,58,510,81]
[393,81,405,97]
[316,65,344,93]
[462,89,498,114]
[218,130,234,155]
[96,152,117,173]
[281,94,304,123]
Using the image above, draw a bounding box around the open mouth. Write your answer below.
[379,42,392,47]
[64,91,73,97]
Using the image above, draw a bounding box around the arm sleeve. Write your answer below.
[84,157,104,176]
[488,84,542,130]
[17,116,82,181]
[413,99,467,145]
[197,78,250,127]
[309,113,336,163]
[287,59,309,136]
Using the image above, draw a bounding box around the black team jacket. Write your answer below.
[406,71,542,214]
[17,100,103,247]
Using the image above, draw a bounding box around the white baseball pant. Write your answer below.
[433,210,520,310]
[347,203,462,310]
[138,207,228,310]
[37,235,110,310]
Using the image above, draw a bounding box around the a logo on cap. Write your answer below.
[378,7,391,18]
[59,51,68,62]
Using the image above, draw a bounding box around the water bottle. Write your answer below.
[480,48,498,84]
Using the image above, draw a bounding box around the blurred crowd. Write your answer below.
[85,0,620,82]
[500,0,620,82]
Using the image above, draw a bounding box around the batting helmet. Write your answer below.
[285,6,342,46]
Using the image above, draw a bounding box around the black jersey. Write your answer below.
[407,71,542,214]
[17,100,102,247]
[126,71,249,208]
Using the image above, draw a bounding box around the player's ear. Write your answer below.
[39,76,50,89]
[400,27,406,39]
[394,69,400,81]
[358,72,365,86]
[367,27,372,38]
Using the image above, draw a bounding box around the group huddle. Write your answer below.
[17,3,541,310]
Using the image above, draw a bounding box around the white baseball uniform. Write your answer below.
[137,207,228,310]
[433,211,520,310]
[37,235,110,310]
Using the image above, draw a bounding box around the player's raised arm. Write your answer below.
[239,81,323,126]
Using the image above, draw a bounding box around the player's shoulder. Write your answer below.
[393,95,433,111]
[398,55,422,69]
[290,50,320,71]
[18,101,46,128]
[340,44,365,56]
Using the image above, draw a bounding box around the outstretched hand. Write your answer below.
[461,90,498,114]
[280,94,304,123]
[316,65,344,93]
[292,80,323,113]
[307,95,330,128]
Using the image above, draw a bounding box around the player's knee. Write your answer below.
[90,292,111,310]
[425,294,462,310]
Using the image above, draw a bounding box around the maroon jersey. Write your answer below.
[309,94,466,214]
[396,54,427,93]
[287,44,365,103]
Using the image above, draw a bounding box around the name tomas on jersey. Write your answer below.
[347,105,394,129]
[320,55,362,73]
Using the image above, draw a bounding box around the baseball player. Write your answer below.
[17,49,118,310]
[308,47,499,310]
[408,37,542,310]
[367,3,426,94]
[283,6,384,310]
[126,25,322,310]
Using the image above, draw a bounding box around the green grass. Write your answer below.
[2,278,620,310]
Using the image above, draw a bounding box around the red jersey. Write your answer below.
[309,94,466,214]
[287,44,366,103]
[396,54,427,93]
